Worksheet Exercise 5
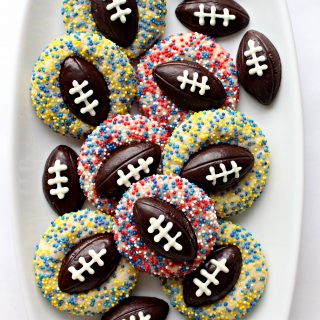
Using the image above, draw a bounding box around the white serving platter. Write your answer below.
[12,0,303,319]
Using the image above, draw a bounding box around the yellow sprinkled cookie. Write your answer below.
[162,109,270,218]
[31,32,136,139]
[161,220,268,320]
[62,0,167,59]
[33,209,138,316]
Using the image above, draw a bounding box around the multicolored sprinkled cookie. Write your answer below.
[31,32,136,139]
[114,174,219,278]
[137,32,239,130]
[78,114,170,214]
[33,209,138,316]
[163,109,270,218]
[161,220,268,320]
[62,0,167,59]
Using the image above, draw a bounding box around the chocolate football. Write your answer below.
[237,30,282,105]
[95,142,162,199]
[59,56,110,126]
[152,61,226,111]
[176,0,250,37]
[183,245,242,307]
[181,144,254,193]
[133,197,198,262]
[101,296,169,320]
[58,233,121,294]
[91,0,139,47]
[42,145,85,216]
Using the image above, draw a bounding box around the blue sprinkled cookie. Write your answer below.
[62,0,167,59]
[31,32,136,139]
[114,174,219,278]
[161,220,268,319]
[33,209,138,316]
[163,109,270,218]
[137,32,239,130]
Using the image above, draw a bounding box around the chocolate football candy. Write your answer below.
[183,245,242,307]
[181,144,254,193]
[133,197,198,262]
[91,0,139,48]
[237,30,282,105]
[95,142,162,199]
[42,145,85,216]
[153,61,226,111]
[58,233,121,294]
[101,296,169,320]
[176,0,250,37]
[59,56,110,126]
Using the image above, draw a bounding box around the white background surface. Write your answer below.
[0,0,318,318]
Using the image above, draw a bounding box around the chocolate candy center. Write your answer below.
[133,197,198,262]
[58,233,121,293]
[181,144,254,193]
[153,61,226,111]
[95,142,162,199]
[183,244,242,307]
[59,56,110,126]
[91,0,139,48]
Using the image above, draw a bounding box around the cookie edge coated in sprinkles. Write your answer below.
[31,32,136,139]
[78,114,170,214]
[114,174,219,278]
[61,0,167,59]
[163,108,270,218]
[33,209,139,316]
[160,219,268,320]
[137,32,239,131]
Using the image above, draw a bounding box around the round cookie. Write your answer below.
[137,32,239,130]
[31,32,136,139]
[62,0,167,59]
[33,209,138,316]
[114,174,219,278]
[78,114,170,214]
[163,109,270,218]
[161,220,268,320]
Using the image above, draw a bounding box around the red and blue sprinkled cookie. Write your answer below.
[114,174,219,278]
[137,32,239,130]
[78,114,170,214]
[62,0,167,59]
[161,220,268,320]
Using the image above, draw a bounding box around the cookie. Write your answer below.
[62,0,167,59]
[114,174,219,278]
[162,109,270,218]
[78,114,170,214]
[137,32,239,130]
[33,209,138,316]
[31,32,136,139]
[161,220,268,320]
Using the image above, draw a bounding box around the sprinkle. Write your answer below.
[160,220,268,320]
[137,32,239,130]
[163,109,270,218]
[114,174,219,278]
[31,32,136,139]
[33,209,138,316]
[61,0,167,59]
